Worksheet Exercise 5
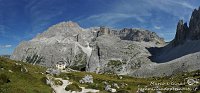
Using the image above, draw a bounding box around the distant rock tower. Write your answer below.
[189,7,200,40]
[97,26,111,37]
[172,7,200,46]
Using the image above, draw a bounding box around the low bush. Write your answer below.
[86,83,104,91]
[70,65,86,71]
[0,74,10,85]
[117,89,130,93]
[54,79,63,85]
[40,77,47,84]
[65,83,82,92]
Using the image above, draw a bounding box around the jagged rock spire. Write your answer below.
[172,7,200,46]
[172,20,189,46]
[189,7,200,40]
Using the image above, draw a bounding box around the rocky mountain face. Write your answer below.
[11,21,164,76]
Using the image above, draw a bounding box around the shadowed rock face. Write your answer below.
[122,7,200,77]
[143,7,200,78]
[172,20,189,46]
[150,7,200,62]
[11,21,164,76]
[189,7,200,40]
[172,7,200,46]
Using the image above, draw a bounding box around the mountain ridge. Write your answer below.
[11,21,164,77]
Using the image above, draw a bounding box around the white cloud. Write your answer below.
[0,45,12,48]
[154,26,161,30]
[172,1,195,9]
[80,13,146,26]
[80,0,196,27]
[144,0,195,18]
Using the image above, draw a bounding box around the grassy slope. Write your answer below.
[57,70,200,93]
[0,57,200,93]
[0,57,52,93]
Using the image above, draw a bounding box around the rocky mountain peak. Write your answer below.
[34,21,82,39]
[48,21,80,28]
[49,21,80,30]
[64,21,80,27]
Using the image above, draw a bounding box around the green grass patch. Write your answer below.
[54,79,63,85]
[1,57,200,93]
[0,57,52,93]
[65,82,82,92]
[56,70,200,93]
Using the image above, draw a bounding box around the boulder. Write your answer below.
[79,75,93,84]
[46,68,61,75]
[113,83,120,89]
[105,85,116,93]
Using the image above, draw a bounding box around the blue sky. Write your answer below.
[0,0,200,55]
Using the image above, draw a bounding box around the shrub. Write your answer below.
[54,79,63,85]
[86,83,104,90]
[25,53,44,64]
[40,77,47,84]
[126,87,131,90]
[107,60,122,67]
[70,65,86,71]
[0,74,10,85]
[65,83,82,92]
[11,65,22,72]
[106,60,123,73]
[117,89,130,93]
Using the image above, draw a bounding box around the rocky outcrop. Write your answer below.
[87,35,153,74]
[118,28,165,44]
[97,27,111,36]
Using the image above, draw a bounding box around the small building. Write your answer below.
[55,61,66,70]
